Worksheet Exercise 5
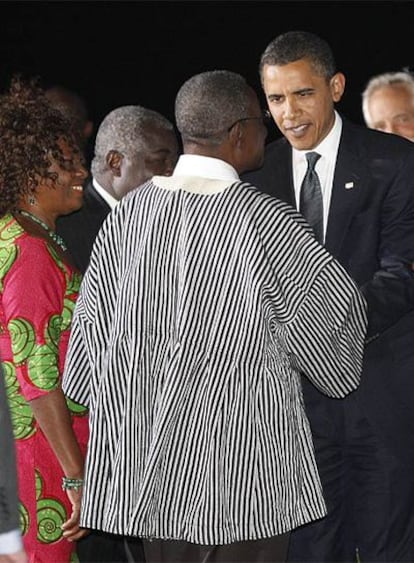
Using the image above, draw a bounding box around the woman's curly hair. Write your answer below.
[0,75,82,214]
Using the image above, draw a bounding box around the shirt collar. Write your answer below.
[172,154,240,181]
[92,177,119,209]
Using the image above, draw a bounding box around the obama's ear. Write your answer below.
[330,72,345,103]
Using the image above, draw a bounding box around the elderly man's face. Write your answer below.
[366,84,414,142]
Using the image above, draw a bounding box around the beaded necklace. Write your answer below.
[17,209,67,252]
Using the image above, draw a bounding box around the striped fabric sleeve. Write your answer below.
[257,194,368,398]
[286,258,368,398]
[62,205,125,406]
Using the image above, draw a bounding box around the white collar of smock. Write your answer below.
[292,110,342,165]
[173,154,239,181]
[92,177,119,209]
[153,154,240,195]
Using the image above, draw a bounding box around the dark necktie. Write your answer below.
[299,151,323,244]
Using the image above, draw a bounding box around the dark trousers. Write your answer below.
[125,534,290,563]
[288,379,414,562]
[76,530,129,563]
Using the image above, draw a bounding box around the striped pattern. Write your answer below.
[62,176,367,544]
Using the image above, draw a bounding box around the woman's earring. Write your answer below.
[28,195,36,206]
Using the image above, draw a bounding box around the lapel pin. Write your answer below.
[345,182,354,189]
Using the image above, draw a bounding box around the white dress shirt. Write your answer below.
[92,177,118,210]
[292,111,342,241]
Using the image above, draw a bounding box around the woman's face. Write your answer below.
[40,138,88,217]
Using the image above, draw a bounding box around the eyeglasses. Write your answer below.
[227,111,272,132]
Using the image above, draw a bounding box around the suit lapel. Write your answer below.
[324,126,366,256]
[86,180,111,210]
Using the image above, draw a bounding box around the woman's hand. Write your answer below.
[61,488,90,541]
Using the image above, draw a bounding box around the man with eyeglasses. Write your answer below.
[62,69,367,563]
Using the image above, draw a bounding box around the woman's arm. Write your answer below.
[30,387,88,541]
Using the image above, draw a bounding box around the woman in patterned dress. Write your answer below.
[0,76,89,562]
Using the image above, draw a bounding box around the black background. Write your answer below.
[1,0,413,141]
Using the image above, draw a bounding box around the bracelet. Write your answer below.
[62,477,84,492]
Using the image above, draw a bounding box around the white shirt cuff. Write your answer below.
[0,529,23,554]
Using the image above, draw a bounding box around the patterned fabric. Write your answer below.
[0,213,89,563]
[63,177,367,545]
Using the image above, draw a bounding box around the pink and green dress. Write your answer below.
[0,213,89,563]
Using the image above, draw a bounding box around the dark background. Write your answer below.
[1,0,413,142]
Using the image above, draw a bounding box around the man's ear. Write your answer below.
[106,150,123,177]
[330,72,345,103]
[228,122,244,148]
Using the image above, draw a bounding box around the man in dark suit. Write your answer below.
[243,30,414,562]
[0,365,27,563]
[57,105,179,274]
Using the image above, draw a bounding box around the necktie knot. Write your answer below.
[306,151,321,170]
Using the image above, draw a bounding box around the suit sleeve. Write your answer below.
[360,147,414,339]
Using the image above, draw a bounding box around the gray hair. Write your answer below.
[175,70,252,145]
[91,105,175,176]
[259,30,336,84]
[362,71,414,125]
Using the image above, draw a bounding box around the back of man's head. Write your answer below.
[175,70,252,146]
[175,70,266,173]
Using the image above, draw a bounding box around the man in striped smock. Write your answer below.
[62,70,368,563]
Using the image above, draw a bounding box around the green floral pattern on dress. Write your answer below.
[3,360,35,440]
[66,396,88,416]
[27,343,60,390]
[48,245,81,332]
[0,218,22,291]
[45,314,62,354]
[19,501,30,536]
[0,246,18,293]
[8,318,36,366]
[35,470,67,544]
[8,316,64,390]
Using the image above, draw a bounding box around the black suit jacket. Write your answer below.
[243,117,414,463]
[57,179,111,274]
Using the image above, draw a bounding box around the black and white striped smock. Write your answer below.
[62,174,367,545]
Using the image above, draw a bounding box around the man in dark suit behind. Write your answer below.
[242,30,414,562]
[57,105,179,274]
